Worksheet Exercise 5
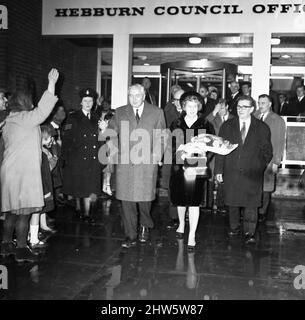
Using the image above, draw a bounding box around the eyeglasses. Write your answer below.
[237,105,253,109]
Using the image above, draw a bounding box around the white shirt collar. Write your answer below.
[82,109,90,118]
[50,121,59,129]
[298,95,304,102]
[133,103,144,117]
[232,92,239,99]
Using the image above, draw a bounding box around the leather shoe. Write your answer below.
[175,232,184,239]
[228,228,240,236]
[121,238,137,248]
[138,226,149,243]
[245,233,256,244]
[82,216,96,225]
[166,219,179,230]
[187,245,195,253]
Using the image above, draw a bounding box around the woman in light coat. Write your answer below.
[0,69,59,262]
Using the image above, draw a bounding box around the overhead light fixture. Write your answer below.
[189,37,201,44]
[143,63,150,66]
[271,38,281,45]
[186,82,194,88]
[281,54,291,59]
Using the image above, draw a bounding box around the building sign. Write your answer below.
[0,5,8,30]
[42,0,305,35]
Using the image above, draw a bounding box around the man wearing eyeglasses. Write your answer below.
[215,96,273,244]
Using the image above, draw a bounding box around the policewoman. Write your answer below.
[62,88,101,223]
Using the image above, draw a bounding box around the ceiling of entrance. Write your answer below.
[69,33,305,68]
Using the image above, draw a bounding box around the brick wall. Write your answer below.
[0,0,97,109]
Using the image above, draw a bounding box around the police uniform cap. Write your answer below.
[79,88,97,99]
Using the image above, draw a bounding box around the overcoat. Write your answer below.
[1,91,58,213]
[62,110,101,197]
[214,116,273,207]
[254,110,286,192]
[104,102,166,202]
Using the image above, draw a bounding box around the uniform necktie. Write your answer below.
[240,122,246,144]
[87,112,90,120]
[135,109,140,123]
[222,116,225,123]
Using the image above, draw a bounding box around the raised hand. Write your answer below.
[48,68,59,84]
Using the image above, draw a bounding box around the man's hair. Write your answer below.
[258,94,272,103]
[41,124,55,137]
[241,81,251,88]
[296,85,305,91]
[128,84,145,95]
[237,95,255,107]
[199,85,208,91]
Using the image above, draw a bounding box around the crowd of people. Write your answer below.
[0,68,300,263]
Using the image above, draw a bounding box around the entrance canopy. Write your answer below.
[42,0,305,108]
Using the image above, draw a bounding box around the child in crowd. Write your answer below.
[28,125,58,248]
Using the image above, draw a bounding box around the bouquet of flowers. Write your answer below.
[177,133,238,159]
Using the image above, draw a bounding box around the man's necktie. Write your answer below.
[87,113,90,120]
[240,122,246,144]
[222,116,225,123]
[260,114,264,121]
[135,109,140,123]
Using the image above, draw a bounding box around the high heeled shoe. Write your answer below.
[175,232,184,239]
[187,245,196,253]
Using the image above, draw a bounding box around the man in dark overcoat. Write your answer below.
[100,84,166,248]
[254,94,286,223]
[215,95,273,244]
[62,88,101,223]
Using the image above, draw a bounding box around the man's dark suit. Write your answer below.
[200,97,216,119]
[279,102,291,116]
[228,92,241,116]
[289,96,305,116]
[215,116,273,234]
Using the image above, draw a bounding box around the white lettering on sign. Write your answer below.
[0,5,8,30]
[293,265,305,290]
[0,265,8,290]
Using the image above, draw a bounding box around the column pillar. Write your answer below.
[251,31,271,102]
[111,33,132,109]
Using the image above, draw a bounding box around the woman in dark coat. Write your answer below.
[169,91,215,251]
[62,88,101,223]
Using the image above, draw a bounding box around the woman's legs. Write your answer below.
[16,215,31,248]
[83,197,91,217]
[2,212,17,243]
[187,206,200,246]
[176,206,187,234]
[29,213,40,244]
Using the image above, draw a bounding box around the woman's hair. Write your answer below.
[180,91,203,112]
[40,124,56,138]
[8,91,33,112]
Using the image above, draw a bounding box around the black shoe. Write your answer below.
[15,247,39,263]
[139,226,149,243]
[228,228,240,236]
[40,227,57,235]
[166,219,179,230]
[82,216,96,225]
[29,240,48,250]
[175,232,184,239]
[245,233,256,244]
[0,242,16,257]
[187,245,196,253]
[121,238,137,248]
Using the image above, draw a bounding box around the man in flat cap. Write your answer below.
[62,88,101,223]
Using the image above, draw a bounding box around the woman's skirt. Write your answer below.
[169,163,209,207]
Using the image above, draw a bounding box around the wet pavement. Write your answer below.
[1,195,305,300]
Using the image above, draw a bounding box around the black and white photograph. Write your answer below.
[1,0,305,311]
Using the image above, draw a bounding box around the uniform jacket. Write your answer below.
[1,91,58,212]
[104,102,166,202]
[254,110,286,192]
[62,109,101,197]
[215,116,273,207]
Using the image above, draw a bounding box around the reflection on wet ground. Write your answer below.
[1,196,305,300]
